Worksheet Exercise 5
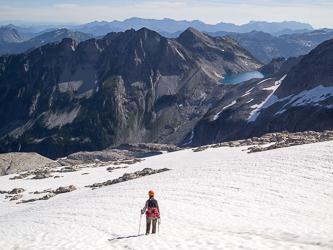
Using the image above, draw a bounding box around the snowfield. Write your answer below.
[1,141,333,250]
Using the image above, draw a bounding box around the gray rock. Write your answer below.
[55,185,77,194]
[86,168,171,188]
[9,188,25,194]
[17,198,38,204]
[10,194,23,201]
[32,173,54,179]
[56,166,81,173]
[39,193,57,200]
[193,146,210,152]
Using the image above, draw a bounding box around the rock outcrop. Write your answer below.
[86,168,171,189]
[16,185,76,204]
[197,130,333,153]
[55,185,77,194]
[0,152,60,176]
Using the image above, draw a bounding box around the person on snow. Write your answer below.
[141,190,160,234]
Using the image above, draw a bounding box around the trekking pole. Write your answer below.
[138,213,142,235]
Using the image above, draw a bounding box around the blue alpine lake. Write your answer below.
[219,71,270,84]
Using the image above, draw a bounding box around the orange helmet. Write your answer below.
[148,190,154,196]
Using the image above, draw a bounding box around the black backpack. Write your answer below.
[148,198,158,208]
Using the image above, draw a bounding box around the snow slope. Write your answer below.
[1,141,333,250]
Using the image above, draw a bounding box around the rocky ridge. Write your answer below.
[0,152,61,176]
[196,130,333,153]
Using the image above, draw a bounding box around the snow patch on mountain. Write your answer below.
[257,78,271,85]
[275,85,333,115]
[213,100,237,121]
[242,87,254,97]
[182,127,195,146]
[248,75,287,122]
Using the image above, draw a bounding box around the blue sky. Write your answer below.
[0,0,332,28]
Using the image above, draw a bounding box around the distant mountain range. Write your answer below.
[1,18,315,37]
[228,30,333,63]
[1,25,333,64]
[0,28,94,55]
[0,27,30,43]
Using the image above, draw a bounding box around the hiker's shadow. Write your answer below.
[108,234,145,241]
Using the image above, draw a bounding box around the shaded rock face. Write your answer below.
[259,55,304,75]
[183,39,333,146]
[0,27,262,159]
[259,57,286,74]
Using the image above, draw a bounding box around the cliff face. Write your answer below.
[0,28,262,158]
[184,39,333,146]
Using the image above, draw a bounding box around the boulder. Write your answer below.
[39,193,57,200]
[9,188,25,194]
[32,173,54,179]
[10,194,23,201]
[55,185,77,194]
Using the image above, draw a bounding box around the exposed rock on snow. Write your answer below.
[57,143,174,166]
[10,195,23,201]
[17,193,57,204]
[55,166,81,173]
[247,130,333,153]
[16,186,76,204]
[55,185,77,194]
[32,172,54,179]
[210,130,333,153]
[8,188,25,194]
[193,146,210,152]
[86,168,171,189]
[56,148,135,166]
[111,143,182,153]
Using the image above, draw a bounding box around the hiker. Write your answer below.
[141,190,160,234]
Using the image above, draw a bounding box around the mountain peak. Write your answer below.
[177,27,212,45]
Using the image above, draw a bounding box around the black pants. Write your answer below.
[146,217,157,234]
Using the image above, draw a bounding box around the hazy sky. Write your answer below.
[0,0,332,28]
